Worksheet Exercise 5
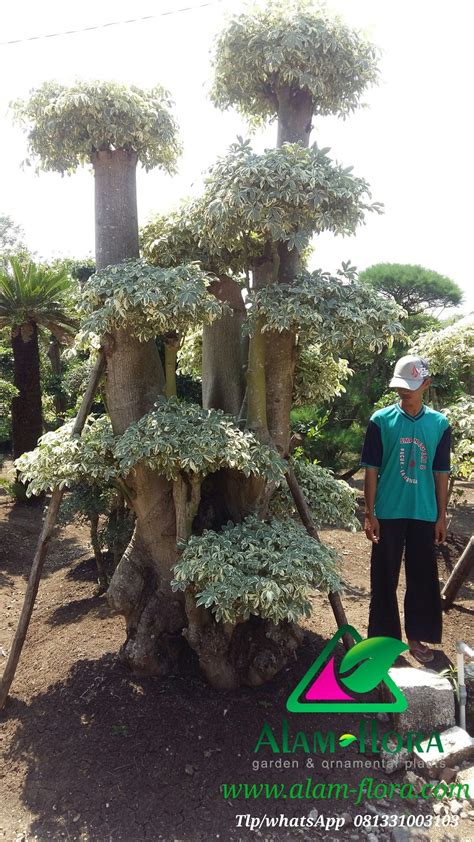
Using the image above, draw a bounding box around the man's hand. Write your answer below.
[364,514,380,543]
[435,515,447,545]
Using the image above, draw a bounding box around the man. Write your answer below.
[360,355,451,663]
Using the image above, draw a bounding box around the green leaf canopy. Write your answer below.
[114,397,287,482]
[248,266,406,352]
[12,80,181,174]
[211,0,379,123]
[199,139,378,252]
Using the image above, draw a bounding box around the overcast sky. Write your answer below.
[1,0,472,312]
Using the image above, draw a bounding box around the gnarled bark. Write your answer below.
[184,592,304,689]
[108,523,184,676]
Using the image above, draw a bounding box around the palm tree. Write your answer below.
[0,257,77,458]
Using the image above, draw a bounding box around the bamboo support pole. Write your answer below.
[0,350,106,712]
[441,535,474,610]
[285,464,354,651]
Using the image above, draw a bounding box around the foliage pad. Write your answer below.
[271,460,359,531]
[248,266,406,351]
[200,140,378,252]
[172,515,340,624]
[12,80,180,174]
[15,416,117,494]
[80,259,226,343]
[114,397,287,482]
[211,0,379,123]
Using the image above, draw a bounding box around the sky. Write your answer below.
[0,0,472,312]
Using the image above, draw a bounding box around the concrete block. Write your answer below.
[414,726,474,773]
[465,663,474,735]
[457,765,474,804]
[389,667,455,733]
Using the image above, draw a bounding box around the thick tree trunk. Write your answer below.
[265,329,297,457]
[107,520,184,676]
[187,252,302,682]
[92,149,139,269]
[202,276,246,416]
[103,331,185,675]
[276,87,314,147]
[11,321,43,459]
[263,92,312,456]
[92,149,185,675]
[246,316,268,439]
[164,333,179,398]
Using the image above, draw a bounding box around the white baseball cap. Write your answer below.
[389,355,430,390]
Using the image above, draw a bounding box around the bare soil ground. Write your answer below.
[0,476,473,842]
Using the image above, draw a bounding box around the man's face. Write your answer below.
[396,378,431,402]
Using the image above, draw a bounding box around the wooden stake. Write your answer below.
[441,535,474,610]
[0,350,106,712]
[285,465,354,651]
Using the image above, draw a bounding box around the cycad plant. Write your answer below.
[0,256,77,458]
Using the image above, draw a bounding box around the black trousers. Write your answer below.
[368,519,442,643]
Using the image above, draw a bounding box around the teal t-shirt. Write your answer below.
[360,403,451,521]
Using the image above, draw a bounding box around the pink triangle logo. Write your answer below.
[304,656,355,702]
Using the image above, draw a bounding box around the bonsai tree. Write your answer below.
[359,263,463,318]
[0,256,77,458]
[13,6,404,687]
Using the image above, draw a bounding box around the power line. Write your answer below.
[0,0,227,47]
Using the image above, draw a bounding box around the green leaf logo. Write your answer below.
[339,636,408,694]
[339,733,357,748]
[286,625,409,713]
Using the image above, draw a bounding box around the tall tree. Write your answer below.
[13,6,404,687]
[0,257,76,458]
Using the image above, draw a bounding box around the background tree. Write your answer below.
[0,257,77,459]
[309,263,464,473]
[0,214,30,272]
[13,5,404,687]
[411,320,474,509]
[359,262,463,318]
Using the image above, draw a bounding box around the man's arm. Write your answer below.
[360,419,383,544]
[364,467,380,543]
[433,425,451,544]
[434,472,449,544]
